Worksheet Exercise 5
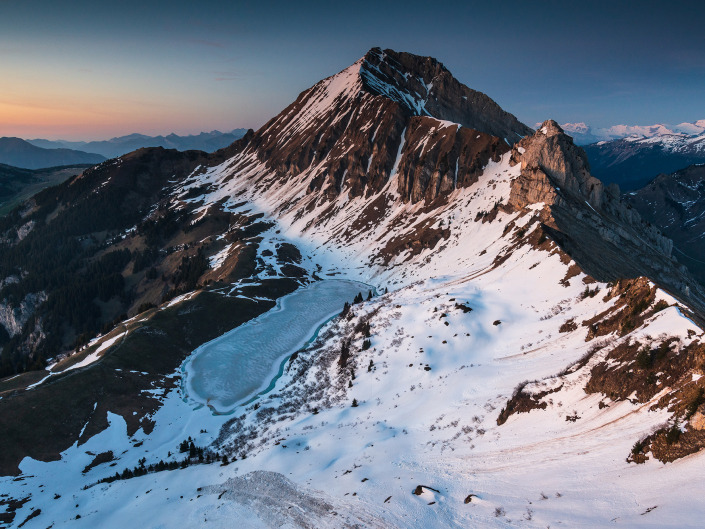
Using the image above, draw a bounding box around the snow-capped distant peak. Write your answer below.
[561,122,590,134]
[673,120,705,136]
[560,119,705,145]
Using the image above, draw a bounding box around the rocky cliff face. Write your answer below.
[509,120,604,208]
[395,117,509,203]
[238,48,530,207]
[0,291,46,338]
[360,48,533,143]
[504,121,705,313]
[509,120,672,255]
[626,164,705,285]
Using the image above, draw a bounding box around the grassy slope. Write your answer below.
[0,164,93,216]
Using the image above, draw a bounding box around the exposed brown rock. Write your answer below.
[236,47,529,213]
[508,121,671,255]
[510,120,603,208]
[506,121,705,318]
[497,381,563,425]
[379,217,450,265]
[361,48,533,143]
[396,117,509,202]
[690,410,705,430]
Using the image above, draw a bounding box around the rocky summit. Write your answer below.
[2,49,705,529]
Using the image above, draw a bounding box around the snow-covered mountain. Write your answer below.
[2,48,705,528]
[561,120,705,145]
[580,127,705,191]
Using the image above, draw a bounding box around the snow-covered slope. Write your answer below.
[4,174,704,527]
[3,49,705,529]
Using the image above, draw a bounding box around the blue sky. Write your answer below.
[1,0,703,139]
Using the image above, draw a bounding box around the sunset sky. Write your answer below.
[1,0,703,140]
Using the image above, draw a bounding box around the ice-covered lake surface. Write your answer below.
[183,279,368,413]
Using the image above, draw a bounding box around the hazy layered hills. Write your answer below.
[28,129,249,159]
[0,137,106,170]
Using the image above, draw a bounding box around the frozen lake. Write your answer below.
[183,280,368,413]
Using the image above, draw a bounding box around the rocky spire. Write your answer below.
[509,120,605,208]
[509,119,674,259]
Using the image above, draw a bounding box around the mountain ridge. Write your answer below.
[2,48,705,528]
[626,163,705,285]
[561,119,705,145]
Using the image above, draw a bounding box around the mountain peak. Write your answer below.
[242,48,532,209]
[537,119,565,137]
[358,48,532,141]
[359,47,447,114]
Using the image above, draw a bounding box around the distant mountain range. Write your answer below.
[582,129,705,190]
[0,137,106,169]
[549,120,705,190]
[560,120,705,145]
[27,129,249,159]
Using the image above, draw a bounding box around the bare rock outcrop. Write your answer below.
[509,120,672,257]
[505,120,705,314]
[509,120,603,208]
[361,48,533,143]
[0,291,46,338]
[396,116,509,203]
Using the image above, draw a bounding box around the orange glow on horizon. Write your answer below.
[0,93,252,141]
[1,100,185,140]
